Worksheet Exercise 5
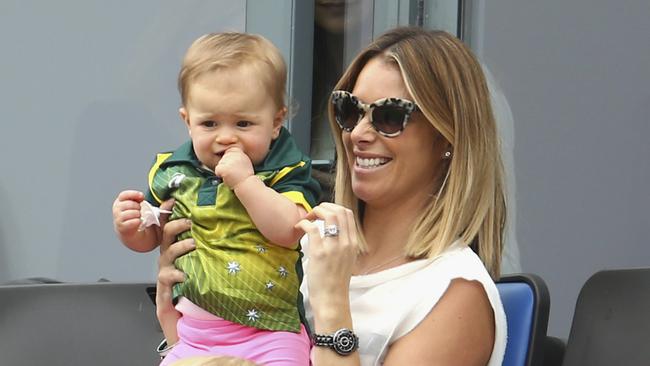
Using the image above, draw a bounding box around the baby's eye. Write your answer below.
[202,120,217,128]
[237,120,252,128]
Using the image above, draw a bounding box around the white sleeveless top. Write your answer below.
[301,241,507,366]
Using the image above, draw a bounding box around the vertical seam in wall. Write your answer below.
[287,0,295,131]
[244,0,249,31]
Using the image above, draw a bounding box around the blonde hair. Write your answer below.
[170,355,258,366]
[178,32,287,109]
[329,27,506,278]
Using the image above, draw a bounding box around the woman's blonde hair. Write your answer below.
[329,27,506,278]
[178,32,287,109]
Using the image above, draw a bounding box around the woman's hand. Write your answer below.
[296,203,362,365]
[155,199,195,344]
[295,202,359,326]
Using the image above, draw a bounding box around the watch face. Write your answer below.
[333,328,359,355]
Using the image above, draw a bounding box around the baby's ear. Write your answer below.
[179,107,191,134]
[272,107,287,139]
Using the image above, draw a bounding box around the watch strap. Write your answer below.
[313,328,359,356]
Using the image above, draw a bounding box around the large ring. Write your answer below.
[323,224,340,237]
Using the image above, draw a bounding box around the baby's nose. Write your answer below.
[216,131,238,145]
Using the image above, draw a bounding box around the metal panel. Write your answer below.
[246,0,315,154]
[0,0,246,283]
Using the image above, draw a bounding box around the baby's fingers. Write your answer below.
[117,190,144,202]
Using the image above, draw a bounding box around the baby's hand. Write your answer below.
[214,147,254,188]
[112,190,145,238]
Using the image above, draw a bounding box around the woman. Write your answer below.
[158,27,507,366]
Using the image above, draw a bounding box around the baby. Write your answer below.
[112,32,320,365]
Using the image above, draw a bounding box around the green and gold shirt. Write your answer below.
[145,127,320,332]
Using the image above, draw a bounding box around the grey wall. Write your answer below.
[3,0,648,340]
[0,1,246,283]
[474,0,650,337]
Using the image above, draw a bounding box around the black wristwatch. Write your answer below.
[313,328,359,356]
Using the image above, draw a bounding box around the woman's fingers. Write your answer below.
[301,204,358,258]
[309,205,340,225]
[302,204,358,305]
[158,265,188,286]
[157,238,194,293]
[310,204,355,242]
[159,237,195,266]
[344,206,358,249]
[160,218,191,253]
[157,199,175,227]
[295,219,320,234]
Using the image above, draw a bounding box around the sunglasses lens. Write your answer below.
[334,95,360,131]
[372,106,407,135]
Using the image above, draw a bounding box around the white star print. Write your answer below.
[256,244,267,254]
[265,281,275,291]
[226,261,241,275]
[246,309,260,322]
[278,266,289,278]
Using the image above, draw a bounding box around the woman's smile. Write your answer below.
[354,156,391,169]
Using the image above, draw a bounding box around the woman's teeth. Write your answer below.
[356,157,389,168]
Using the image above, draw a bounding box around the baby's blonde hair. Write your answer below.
[178,32,287,109]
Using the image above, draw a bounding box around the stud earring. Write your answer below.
[442,150,452,159]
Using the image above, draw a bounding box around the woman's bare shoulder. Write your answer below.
[383,278,495,366]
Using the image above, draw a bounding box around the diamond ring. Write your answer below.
[323,224,340,237]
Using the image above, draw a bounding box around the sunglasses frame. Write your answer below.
[331,90,419,137]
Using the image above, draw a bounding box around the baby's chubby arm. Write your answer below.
[112,190,160,252]
[215,147,308,248]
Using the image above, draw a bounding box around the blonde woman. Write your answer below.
[158,27,507,366]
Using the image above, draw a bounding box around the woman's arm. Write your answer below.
[296,203,361,366]
[298,203,496,365]
[155,201,195,344]
[383,278,495,366]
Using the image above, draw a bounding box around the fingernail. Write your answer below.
[185,219,192,226]
[189,239,196,248]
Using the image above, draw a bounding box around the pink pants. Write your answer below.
[159,315,311,366]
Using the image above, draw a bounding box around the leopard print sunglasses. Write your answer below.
[331,90,419,137]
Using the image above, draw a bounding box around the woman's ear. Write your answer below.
[272,107,287,139]
[179,107,191,135]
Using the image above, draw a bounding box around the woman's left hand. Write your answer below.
[295,202,359,315]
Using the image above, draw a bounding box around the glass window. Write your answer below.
[309,0,461,164]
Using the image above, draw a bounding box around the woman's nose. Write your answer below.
[349,113,376,144]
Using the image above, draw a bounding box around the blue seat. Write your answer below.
[497,274,550,366]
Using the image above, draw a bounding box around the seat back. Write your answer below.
[562,268,650,366]
[497,274,550,366]
[0,282,160,366]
